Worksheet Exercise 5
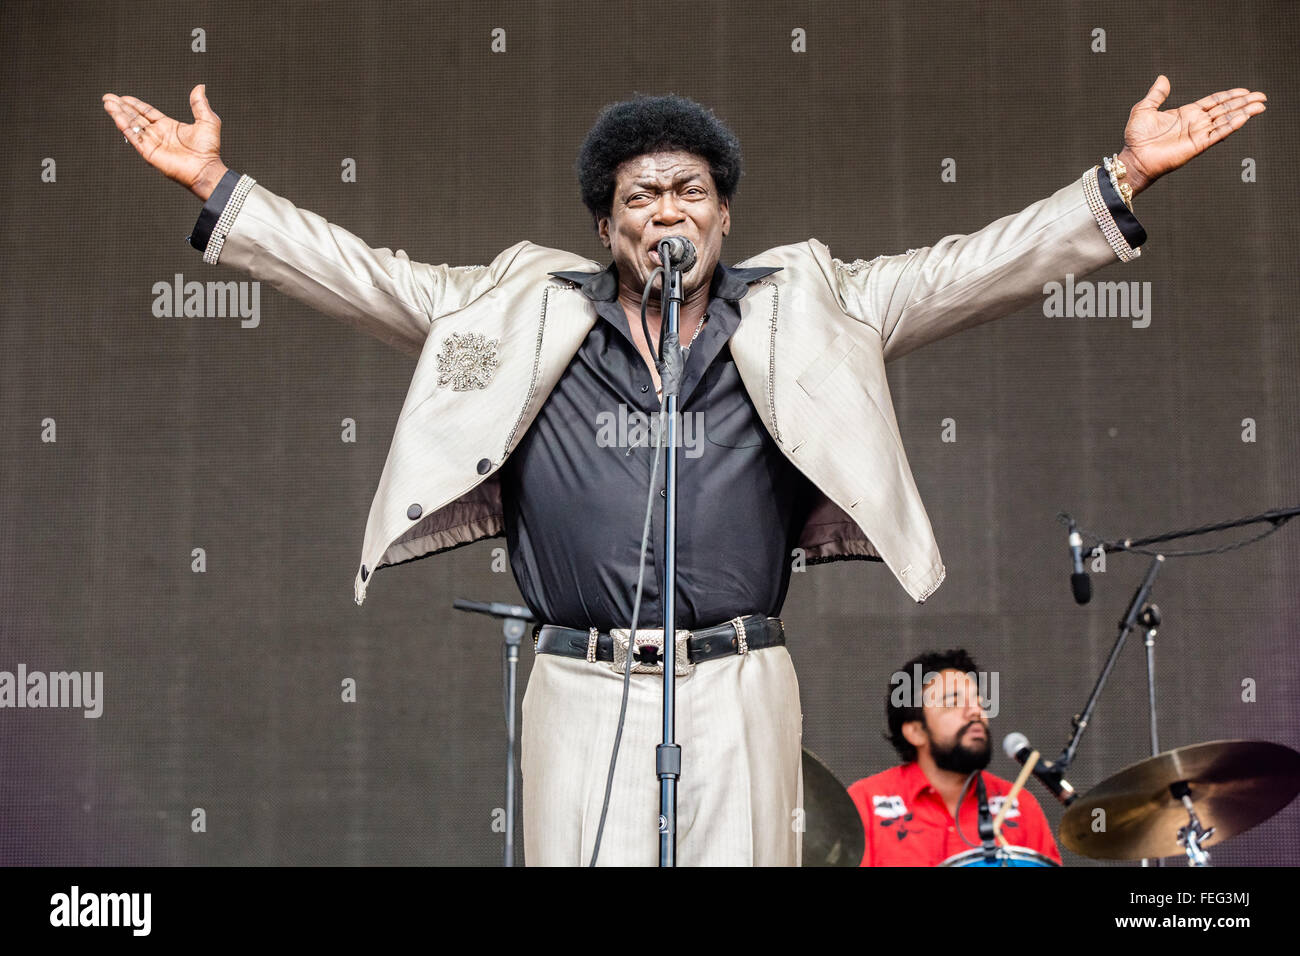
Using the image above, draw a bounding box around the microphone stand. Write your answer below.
[1052,505,1300,865]
[1057,553,1163,776]
[975,773,998,863]
[1053,550,1163,847]
[1139,603,1162,867]
[655,239,686,867]
[451,598,537,867]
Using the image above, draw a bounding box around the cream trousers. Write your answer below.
[521,643,804,866]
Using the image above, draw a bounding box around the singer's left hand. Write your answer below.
[1116,75,1266,196]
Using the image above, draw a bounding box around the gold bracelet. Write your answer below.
[1103,154,1135,212]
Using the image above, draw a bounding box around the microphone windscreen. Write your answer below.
[661,236,697,272]
[1071,572,1092,604]
[1003,732,1029,759]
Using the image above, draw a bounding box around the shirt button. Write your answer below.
[660,489,666,498]
[407,503,422,520]
[476,458,492,475]
[640,384,650,393]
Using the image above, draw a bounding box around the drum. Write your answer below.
[937,846,1059,867]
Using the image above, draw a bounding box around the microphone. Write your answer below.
[1003,732,1079,806]
[657,236,697,273]
[1068,519,1092,604]
[451,598,536,622]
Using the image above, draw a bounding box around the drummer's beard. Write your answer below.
[928,721,992,774]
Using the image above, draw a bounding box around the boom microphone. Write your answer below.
[1068,519,1092,604]
[1003,732,1079,806]
[452,598,535,621]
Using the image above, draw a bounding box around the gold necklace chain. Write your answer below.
[686,312,708,347]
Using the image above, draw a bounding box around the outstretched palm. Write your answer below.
[102,84,226,197]
[1122,75,1266,189]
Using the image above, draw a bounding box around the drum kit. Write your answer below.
[804,507,1300,867]
[801,740,1300,867]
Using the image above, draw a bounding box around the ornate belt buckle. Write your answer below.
[609,628,693,676]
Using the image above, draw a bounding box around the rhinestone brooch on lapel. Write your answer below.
[436,331,501,391]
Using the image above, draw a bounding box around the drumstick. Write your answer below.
[993,751,1039,844]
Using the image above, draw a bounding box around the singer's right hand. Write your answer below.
[102,84,228,201]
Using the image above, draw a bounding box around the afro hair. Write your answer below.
[575,94,743,226]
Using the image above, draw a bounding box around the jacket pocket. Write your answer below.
[795,332,859,396]
[703,355,766,448]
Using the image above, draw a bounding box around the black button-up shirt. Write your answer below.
[500,259,820,630]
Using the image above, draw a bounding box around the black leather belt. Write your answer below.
[533,613,784,674]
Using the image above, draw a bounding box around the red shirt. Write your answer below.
[847,761,1063,867]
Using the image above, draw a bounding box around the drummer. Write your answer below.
[847,649,1063,867]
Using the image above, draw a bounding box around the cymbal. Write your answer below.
[1060,739,1300,860]
[800,748,865,867]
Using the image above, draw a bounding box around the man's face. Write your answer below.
[598,150,730,297]
[914,670,991,774]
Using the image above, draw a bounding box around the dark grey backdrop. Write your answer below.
[2,0,1297,866]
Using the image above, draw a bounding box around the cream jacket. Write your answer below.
[204,167,1137,607]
